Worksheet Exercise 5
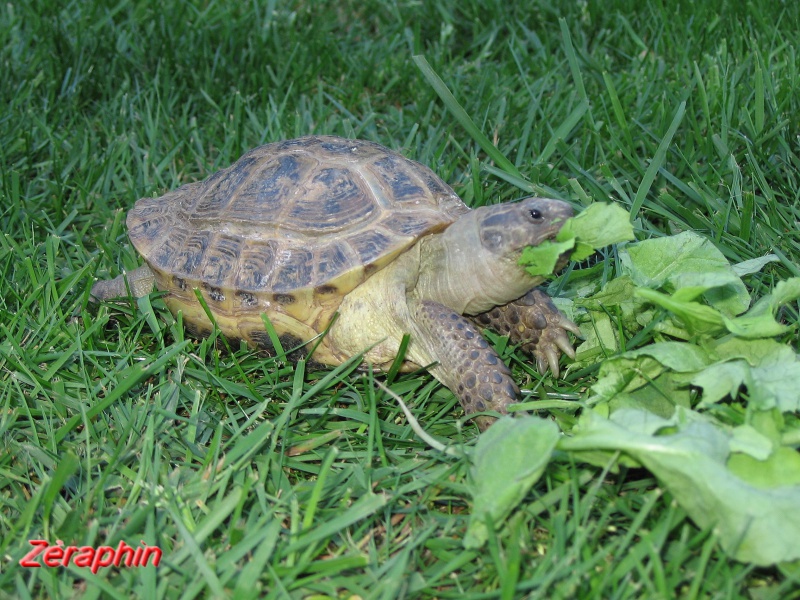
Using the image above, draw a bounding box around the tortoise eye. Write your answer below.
[529,209,542,220]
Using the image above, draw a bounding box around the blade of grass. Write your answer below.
[413,55,524,181]
[602,71,634,150]
[559,18,595,130]
[285,491,388,552]
[630,101,686,220]
[386,334,410,384]
[54,340,190,443]
[233,520,282,597]
[163,486,246,569]
[41,452,81,540]
[166,504,226,597]
[301,446,339,531]
[535,100,588,165]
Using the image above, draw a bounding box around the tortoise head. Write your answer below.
[476,197,573,258]
[422,197,574,315]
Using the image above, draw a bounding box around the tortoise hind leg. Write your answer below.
[90,265,156,301]
[408,299,519,431]
[470,288,579,377]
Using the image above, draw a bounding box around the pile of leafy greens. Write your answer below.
[462,203,800,567]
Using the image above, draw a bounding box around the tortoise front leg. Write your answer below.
[471,288,579,377]
[409,299,519,431]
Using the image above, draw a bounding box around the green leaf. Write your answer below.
[728,447,800,489]
[691,360,750,406]
[556,202,635,249]
[519,202,633,276]
[696,338,800,412]
[574,275,648,343]
[518,238,575,277]
[621,231,750,316]
[712,336,797,367]
[723,312,789,339]
[747,361,800,412]
[614,341,711,372]
[635,287,727,337]
[589,342,709,408]
[574,311,620,364]
[731,254,779,276]
[722,277,800,338]
[464,417,559,549]
[560,409,800,566]
[770,277,800,306]
[607,372,691,419]
[576,275,638,310]
[729,425,774,461]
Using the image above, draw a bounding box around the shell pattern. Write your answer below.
[126,136,470,360]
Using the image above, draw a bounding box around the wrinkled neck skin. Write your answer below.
[411,213,540,315]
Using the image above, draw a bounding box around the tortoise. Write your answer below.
[91,135,579,430]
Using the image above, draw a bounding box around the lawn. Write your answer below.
[2,0,799,597]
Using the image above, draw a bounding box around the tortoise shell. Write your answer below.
[126,135,469,362]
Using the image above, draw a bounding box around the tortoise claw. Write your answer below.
[469,288,581,379]
[545,346,561,378]
[559,315,582,337]
[554,331,576,359]
[536,353,549,375]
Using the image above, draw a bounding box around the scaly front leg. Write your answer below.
[470,288,579,377]
[408,299,520,431]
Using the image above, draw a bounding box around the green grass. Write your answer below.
[2,0,800,597]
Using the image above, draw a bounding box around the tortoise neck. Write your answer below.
[413,211,538,315]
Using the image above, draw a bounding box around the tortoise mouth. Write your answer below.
[554,248,572,271]
[539,218,570,248]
